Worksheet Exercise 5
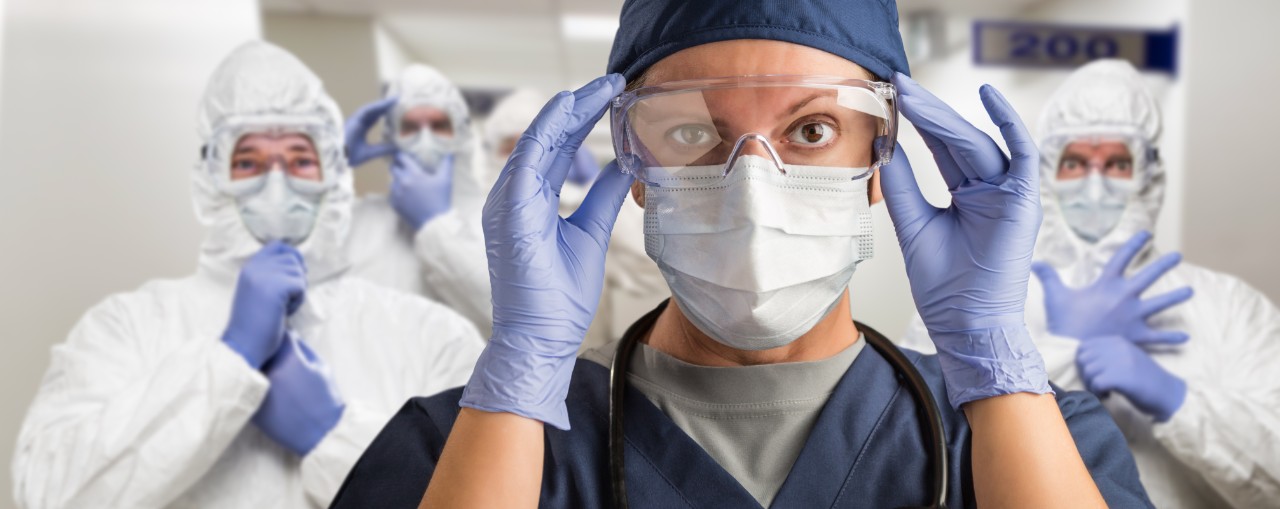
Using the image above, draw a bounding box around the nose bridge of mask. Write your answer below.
[237,166,325,245]
[398,128,453,169]
[232,162,327,198]
[1085,172,1106,202]
[1076,171,1137,208]
[261,167,289,200]
[646,155,868,236]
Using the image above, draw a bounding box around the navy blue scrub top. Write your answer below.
[331,306,1153,508]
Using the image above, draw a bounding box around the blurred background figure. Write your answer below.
[482,88,668,349]
[3,0,1280,506]
[9,41,483,508]
[343,63,494,335]
[899,59,1280,508]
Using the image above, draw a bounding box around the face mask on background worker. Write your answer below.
[392,102,464,170]
[1050,137,1146,243]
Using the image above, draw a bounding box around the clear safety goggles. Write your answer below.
[1043,131,1157,184]
[611,75,897,188]
[203,114,344,198]
[390,100,471,151]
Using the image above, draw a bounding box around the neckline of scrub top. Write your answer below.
[594,301,913,509]
[623,335,865,406]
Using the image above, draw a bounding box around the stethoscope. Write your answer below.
[608,303,949,509]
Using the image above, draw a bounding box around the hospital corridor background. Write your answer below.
[0,0,1277,507]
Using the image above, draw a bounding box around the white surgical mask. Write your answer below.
[236,170,323,245]
[396,131,452,170]
[644,155,874,350]
[1053,172,1137,243]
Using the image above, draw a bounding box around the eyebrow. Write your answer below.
[783,93,828,118]
[286,143,314,152]
[234,146,259,155]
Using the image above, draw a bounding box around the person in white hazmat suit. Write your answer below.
[10,41,484,509]
[481,89,670,349]
[343,63,493,336]
[898,59,1280,508]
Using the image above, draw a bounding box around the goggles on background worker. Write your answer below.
[203,114,344,198]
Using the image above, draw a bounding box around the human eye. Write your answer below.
[1059,157,1085,170]
[230,158,259,176]
[289,157,322,179]
[665,123,716,148]
[787,120,836,146]
[1105,157,1133,174]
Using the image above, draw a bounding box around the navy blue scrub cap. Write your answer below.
[607,0,911,82]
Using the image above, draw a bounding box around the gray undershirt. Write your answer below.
[582,335,864,507]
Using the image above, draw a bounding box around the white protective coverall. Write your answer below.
[344,64,494,336]
[480,89,670,350]
[11,41,484,509]
[897,60,1280,508]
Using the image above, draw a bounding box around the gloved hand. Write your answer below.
[566,146,601,186]
[253,331,346,455]
[222,241,307,369]
[390,151,454,230]
[459,74,632,430]
[1077,335,1187,422]
[1033,230,1193,344]
[880,73,1050,408]
[344,97,398,167]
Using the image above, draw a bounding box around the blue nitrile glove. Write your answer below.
[344,97,398,167]
[1076,335,1187,422]
[253,331,346,455]
[1033,230,1193,344]
[222,241,307,369]
[880,73,1051,408]
[459,74,632,430]
[390,151,454,230]
[566,146,601,186]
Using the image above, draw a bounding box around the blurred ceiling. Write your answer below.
[261,0,620,92]
[259,0,1047,93]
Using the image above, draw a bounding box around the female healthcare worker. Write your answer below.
[330,1,1152,507]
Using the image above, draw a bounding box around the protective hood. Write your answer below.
[193,40,353,284]
[480,88,545,189]
[1035,59,1165,286]
[383,63,484,214]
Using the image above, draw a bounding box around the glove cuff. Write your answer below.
[930,325,1053,409]
[459,337,577,430]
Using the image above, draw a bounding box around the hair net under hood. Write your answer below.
[382,63,485,215]
[194,41,353,283]
[1035,59,1165,286]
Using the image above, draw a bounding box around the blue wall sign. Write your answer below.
[973,21,1178,75]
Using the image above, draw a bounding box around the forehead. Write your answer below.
[400,105,450,119]
[1062,139,1131,156]
[235,132,315,149]
[641,40,875,85]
